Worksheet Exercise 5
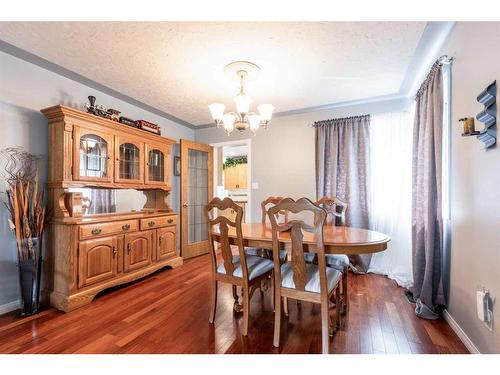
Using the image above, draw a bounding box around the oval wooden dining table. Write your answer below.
[211,223,391,254]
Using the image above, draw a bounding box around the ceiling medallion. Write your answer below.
[208,61,274,136]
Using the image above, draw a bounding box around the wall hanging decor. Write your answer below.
[476,80,496,148]
[174,156,181,176]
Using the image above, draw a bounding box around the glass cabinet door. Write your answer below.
[145,144,169,185]
[73,127,113,182]
[114,136,144,184]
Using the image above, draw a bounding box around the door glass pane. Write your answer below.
[188,149,208,244]
[119,143,140,180]
[79,134,108,178]
[148,149,164,182]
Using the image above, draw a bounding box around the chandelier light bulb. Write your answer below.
[234,94,252,115]
[248,114,261,135]
[208,103,225,125]
[222,113,236,135]
[257,104,275,122]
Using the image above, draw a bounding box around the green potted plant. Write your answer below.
[1,147,46,316]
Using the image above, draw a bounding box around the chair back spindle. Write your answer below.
[315,196,347,226]
[268,197,326,292]
[205,197,248,279]
[261,196,288,223]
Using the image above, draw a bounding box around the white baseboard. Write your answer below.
[0,299,20,316]
[443,309,480,354]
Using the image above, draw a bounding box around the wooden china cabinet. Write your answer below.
[41,105,182,312]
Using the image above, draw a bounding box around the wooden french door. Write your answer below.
[180,140,213,259]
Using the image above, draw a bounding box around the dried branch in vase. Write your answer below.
[0,147,46,262]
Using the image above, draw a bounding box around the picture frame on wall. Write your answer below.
[174,156,181,176]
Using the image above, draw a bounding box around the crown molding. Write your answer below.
[0,39,198,130]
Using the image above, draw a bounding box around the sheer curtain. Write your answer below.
[368,112,413,288]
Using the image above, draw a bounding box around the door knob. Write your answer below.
[182,203,189,208]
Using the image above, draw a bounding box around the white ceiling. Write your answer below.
[0,22,426,126]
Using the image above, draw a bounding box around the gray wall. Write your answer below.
[196,97,410,222]
[0,51,194,308]
[440,22,500,353]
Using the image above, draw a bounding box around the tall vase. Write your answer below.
[18,237,42,316]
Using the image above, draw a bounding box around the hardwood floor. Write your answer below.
[0,255,468,354]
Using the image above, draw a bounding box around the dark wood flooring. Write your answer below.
[0,255,468,354]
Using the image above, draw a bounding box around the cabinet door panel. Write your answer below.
[114,136,144,184]
[73,126,114,182]
[145,143,170,186]
[78,236,117,288]
[124,230,152,272]
[224,166,236,189]
[157,226,177,261]
[237,164,247,189]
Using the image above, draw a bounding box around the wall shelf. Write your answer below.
[475,80,496,149]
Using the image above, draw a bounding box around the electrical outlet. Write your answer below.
[477,287,494,331]
[251,182,259,189]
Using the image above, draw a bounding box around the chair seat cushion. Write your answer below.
[245,247,287,261]
[304,253,315,263]
[217,255,274,280]
[326,254,350,269]
[280,263,341,293]
[304,253,349,269]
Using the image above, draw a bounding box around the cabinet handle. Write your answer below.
[122,224,131,231]
[159,236,163,246]
[113,246,117,258]
[167,218,173,224]
[91,228,102,235]
[127,243,131,254]
[148,221,155,227]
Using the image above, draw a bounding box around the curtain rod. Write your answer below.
[415,55,454,99]
[438,54,455,65]
[312,114,370,127]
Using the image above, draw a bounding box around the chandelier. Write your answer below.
[208,61,274,135]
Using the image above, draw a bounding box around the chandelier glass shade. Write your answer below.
[208,61,274,135]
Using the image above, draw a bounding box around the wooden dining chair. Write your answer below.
[310,196,350,315]
[205,197,275,336]
[268,197,342,354]
[245,196,288,263]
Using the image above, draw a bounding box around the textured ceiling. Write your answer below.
[0,22,425,126]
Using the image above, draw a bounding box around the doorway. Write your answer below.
[211,139,251,223]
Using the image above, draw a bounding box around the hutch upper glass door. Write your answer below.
[114,136,144,184]
[73,126,113,182]
[145,143,169,186]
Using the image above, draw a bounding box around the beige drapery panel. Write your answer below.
[411,60,446,319]
[314,115,372,273]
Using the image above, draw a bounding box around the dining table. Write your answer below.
[210,222,391,254]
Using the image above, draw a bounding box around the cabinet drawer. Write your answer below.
[80,219,139,240]
[140,215,177,230]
